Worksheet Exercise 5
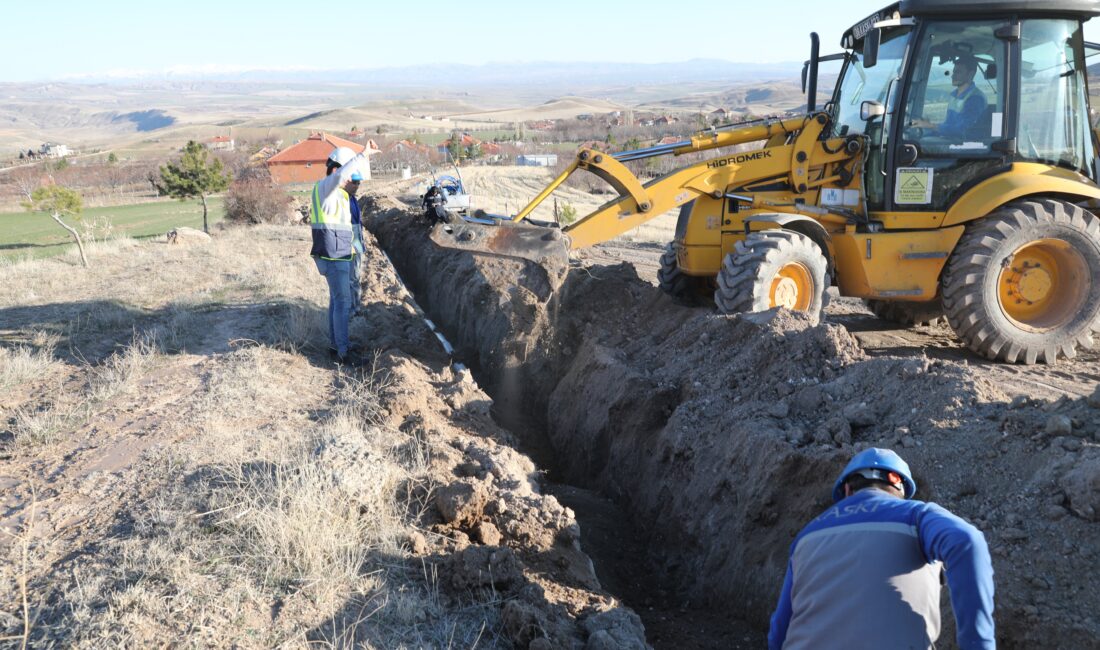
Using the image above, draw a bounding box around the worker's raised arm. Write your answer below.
[315,151,371,205]
[917,503,995,650]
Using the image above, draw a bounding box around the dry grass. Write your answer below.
[2,226,500,647]
[53,351,490,647]
[0,332,60,391]
[9,333,158,450]
[86,332,159,402]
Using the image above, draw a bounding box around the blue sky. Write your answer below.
[3,1,1097,81]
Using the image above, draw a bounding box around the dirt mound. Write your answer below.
[366,199,1100,648]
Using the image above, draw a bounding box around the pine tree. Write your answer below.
[159,140,231,233]
[447,132,464,162]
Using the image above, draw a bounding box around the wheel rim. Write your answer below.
[769,262,814,311]
[998,238,1089,331]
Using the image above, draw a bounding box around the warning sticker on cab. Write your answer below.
[895,167,933,204]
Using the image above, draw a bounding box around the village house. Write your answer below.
[39,142,71,158]
[386,139,433,157]
[437,133,500,160]
[265,132,379,185]
[207,136,235,151]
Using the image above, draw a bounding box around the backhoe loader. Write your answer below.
[432,0,1100,364]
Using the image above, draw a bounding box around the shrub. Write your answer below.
[224,177,294,225]
[559,202,578,225]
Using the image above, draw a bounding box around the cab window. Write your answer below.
[899,20,1008,210]
[1017,18,1094,176]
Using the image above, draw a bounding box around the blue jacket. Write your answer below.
[937,84,987,140]
[350,196,365,256]
[768,489,995,650]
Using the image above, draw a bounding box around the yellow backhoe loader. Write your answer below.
[433,0,1100,364]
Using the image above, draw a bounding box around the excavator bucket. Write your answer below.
[430,220,570,285]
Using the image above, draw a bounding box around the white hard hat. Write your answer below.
[327,146,356,166]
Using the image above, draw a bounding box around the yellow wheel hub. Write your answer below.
[770,262,814,311]
[998,239,1088,330]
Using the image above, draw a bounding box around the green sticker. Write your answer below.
[895,168,933,204]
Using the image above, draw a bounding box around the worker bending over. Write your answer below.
[768,448,995,649]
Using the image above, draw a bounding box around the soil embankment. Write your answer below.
[366,195,1100,649]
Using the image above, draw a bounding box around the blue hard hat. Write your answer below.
[350,172,364,182]
[832,448,917,502]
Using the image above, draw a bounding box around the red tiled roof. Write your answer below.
[209,136,232,143]
[441,134,482,148]
[386,139,432,154]
[267,132,378,164]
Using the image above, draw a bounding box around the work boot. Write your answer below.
[335,352,366,368]
[328,344,361,359]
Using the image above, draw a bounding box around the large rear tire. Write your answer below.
[715,230,828,321]
[942,198,1100,363]
[865,298,946,326]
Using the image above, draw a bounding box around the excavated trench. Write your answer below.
[365,194,1100,649]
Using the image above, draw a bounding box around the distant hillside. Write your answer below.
[0,60,809,155]
[60,60,803,88]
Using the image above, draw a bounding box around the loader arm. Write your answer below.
[512,114,811,227]
[560,113,855,249]
[430,113,857,273]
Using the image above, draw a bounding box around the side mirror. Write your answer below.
[864,28,881,69]
[861,100,886,121]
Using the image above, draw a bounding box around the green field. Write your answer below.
[0,197,225,261]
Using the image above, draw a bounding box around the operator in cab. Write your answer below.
[910,54,987,140]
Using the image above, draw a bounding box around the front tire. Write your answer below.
[942,198,1100,363]
[715,230,828,321]
[659,242,710,303]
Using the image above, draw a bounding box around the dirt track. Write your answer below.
[366,194,1100,649]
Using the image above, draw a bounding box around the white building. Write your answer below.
[517,154,558,167]
[39,143,71,158]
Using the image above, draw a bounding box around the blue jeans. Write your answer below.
[314,258,352,356]
[350,251,362,312]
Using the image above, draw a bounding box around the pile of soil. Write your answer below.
[365,196,1100,648]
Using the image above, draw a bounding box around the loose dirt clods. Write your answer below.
[366,195,1100,649]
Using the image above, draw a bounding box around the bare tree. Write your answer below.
[9,165,45,201]
[23,185,89,268]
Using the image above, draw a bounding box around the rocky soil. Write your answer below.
[366,194,1100,649]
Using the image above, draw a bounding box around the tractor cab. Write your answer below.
[825,0,1100,216]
